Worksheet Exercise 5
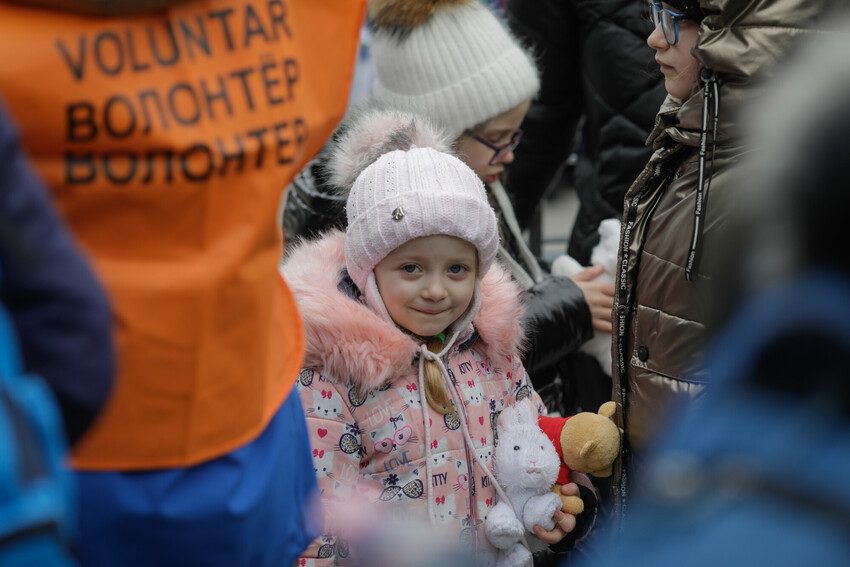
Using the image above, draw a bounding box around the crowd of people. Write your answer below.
[1,0,849,565]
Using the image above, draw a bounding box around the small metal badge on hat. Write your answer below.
[391,207,405,221]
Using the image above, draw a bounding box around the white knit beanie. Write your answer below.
[329,107,499,322]
[369,0,540,138]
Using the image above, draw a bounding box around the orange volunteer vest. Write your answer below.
[0,0,365,469]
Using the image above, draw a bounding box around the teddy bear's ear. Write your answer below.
[579,439,599,459]
[598,401,617,420]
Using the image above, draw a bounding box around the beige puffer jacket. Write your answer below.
[611,0,844,519]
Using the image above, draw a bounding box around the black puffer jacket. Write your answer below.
[282,169,593,415]
[505,0,666,265]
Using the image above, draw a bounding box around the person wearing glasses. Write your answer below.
[609,0,839,524]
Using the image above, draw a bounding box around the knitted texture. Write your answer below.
[370,1,539,138]
[344,146,499,294]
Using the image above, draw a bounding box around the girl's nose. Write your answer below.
[422,276,448,300]
[647,23,667,50]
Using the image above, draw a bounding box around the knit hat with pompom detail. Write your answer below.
[368,0,539,138]
[329,107,499,321]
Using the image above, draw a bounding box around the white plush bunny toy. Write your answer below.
[485,398,562,567]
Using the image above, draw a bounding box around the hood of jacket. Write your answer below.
[282,231,526,391]
[649,0,843,148]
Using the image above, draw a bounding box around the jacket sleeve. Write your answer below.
[282,156,348,246]
[504,0,584,229]
[0,100,114,446]
[521,275,593,386]
[297,368,363,567]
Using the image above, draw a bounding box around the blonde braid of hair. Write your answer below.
[423,335,454,415]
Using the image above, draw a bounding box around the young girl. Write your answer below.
[283,109,577,566]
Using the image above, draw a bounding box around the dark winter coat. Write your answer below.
[505,0,666,264]
[610,0,842,519]
[0,100,114,445]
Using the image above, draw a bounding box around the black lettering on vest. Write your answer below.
[124,27,151,73]
[246,126,268,168]
[283,57,299,100]
[267,0,293,40]
[208,7,236,51]
[66,102,97,142]
[103,151,138,184]
[180,143,214,181]
[93,30,124,76]
[229,66,256,111]
[147,21,180,67]
[260,55,283,106]
[140,149,175,183]
[55,36,86,81]
[179,15,211,59]
[243,4,270,47]
[167,82,201,126]
[138,89,170,132]
[217,134,245,175]
[103,95,137,139]
[200,75,233,119]
[65,152,96,184]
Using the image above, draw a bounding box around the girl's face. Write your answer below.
[374,235,477,339]
[647,5,701,101]
[456,100,530,184]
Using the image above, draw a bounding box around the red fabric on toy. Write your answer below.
[538,415,573,485]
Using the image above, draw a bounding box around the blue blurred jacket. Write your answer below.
[580,274,850,566]
[0,98,114,444]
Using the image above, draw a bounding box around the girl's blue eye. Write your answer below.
[449,265,467,274]
[402,264,418,273]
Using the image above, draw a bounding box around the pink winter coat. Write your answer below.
[283,231,544,566]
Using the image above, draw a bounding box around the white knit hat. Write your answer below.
[370,0,540,138]
[345,146,499,294]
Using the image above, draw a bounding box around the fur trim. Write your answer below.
[282,231,525,390]
[328,106,452,191]
[369,0,473,34]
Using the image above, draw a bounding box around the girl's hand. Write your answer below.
[571,266,615,333]
[532,483,579,544]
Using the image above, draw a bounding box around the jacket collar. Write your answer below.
[281,231,526,391]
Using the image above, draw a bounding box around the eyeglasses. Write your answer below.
[463,129,523,165]
[647,1,687,46]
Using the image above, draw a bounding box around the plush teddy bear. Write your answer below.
[537,401,621,514]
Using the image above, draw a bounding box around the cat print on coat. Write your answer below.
[396,382,422,411]
[312,448,334,479]
[378,469,425,502]
[311,388,345,420]
[370,414,418,455]
[429,436,451,467]
[460,377,485,406]
[433,492,458,523]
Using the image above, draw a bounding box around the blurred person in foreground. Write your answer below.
[0,0,365,564]
[609,0,840,521]
[578,20,850,566]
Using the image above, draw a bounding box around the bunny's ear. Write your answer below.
[497,405,514,430]
[512,398,537,426]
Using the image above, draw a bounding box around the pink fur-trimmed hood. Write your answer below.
[281,230,526,391]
